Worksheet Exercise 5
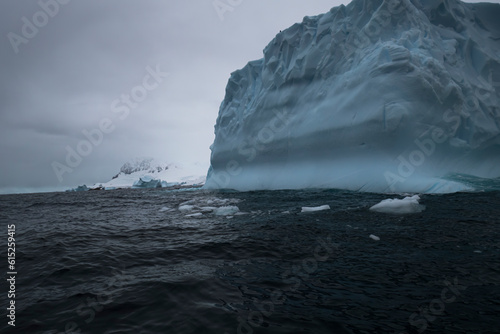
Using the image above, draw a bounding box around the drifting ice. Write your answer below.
[185,213,203,218]
[369,195,425,214]
[132,176,165,189]
[214,206,240,216]
[205,0,500,194]
[179,205,196,212]
[301,205,331,213]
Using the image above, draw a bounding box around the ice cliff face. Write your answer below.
[205,0,500,193]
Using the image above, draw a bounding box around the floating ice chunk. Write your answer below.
[185,213,203,218]
[474,250,482,254]
[132,176,163,189]
[200,206,218,212]
[234,211,249,216]
[159,206,172,212]
[214,206,240,216]
[205,197,241,206]
[282,211,290,214]
[369,195,425,214]
[369,234,380,241]
[301,205,330,213]
[179,199,197,206]
[179,205,196,212]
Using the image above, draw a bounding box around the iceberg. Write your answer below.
[66,185,89,192]
[369,194,425,214]
[205,0,500,193]
[132,176,164,189]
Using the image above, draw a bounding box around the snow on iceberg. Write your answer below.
[205,0,500,194]
[301,205,331,213]
[369,195,425,214]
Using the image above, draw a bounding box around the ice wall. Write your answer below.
[206,0,500,193]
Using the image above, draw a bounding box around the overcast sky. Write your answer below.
[0,0,495,194]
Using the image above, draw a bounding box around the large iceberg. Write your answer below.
[205,0,500,193]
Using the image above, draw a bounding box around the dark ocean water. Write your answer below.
[1,188,499,334]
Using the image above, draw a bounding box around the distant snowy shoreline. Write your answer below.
[67,158,208,192]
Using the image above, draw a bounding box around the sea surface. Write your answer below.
[1,188,499,334]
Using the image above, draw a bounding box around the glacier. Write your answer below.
[205,0,500,193]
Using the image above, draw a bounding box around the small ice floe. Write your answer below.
[214,206,240,216]
[369,195,425,214]
[179,199,197,206]
[369,234,380,241]
[179,205,196,212]
[301,205,331,213]
[159,206,172,212]
[282,211,290,214]
[206,197,241,206]
[234,211,249,216]
[200,206,217,213]
[185,213,203,218]
[474,250,482,254]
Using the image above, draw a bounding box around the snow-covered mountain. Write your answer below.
[205,0,500,193]
[71,158,207,191]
